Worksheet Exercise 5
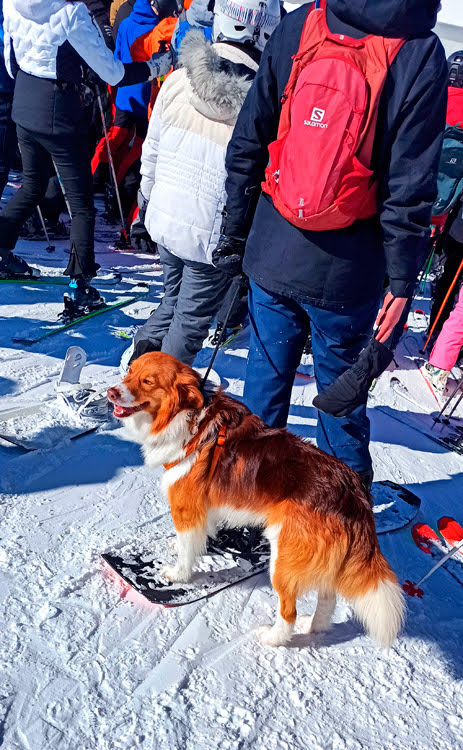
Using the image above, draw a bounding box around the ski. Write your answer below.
[411,522,463,587]
[402,336,443,409]
[375,404,463,456]
[438,517,463,560]
[390,377,426,411]
[13,284,150,345]
[0,270,122,287]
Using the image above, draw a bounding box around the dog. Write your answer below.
[107,352,404,648]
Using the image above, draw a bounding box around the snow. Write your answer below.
[1,195,463,750]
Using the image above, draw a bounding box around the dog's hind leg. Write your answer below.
[299,591,336,634]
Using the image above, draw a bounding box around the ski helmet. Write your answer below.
[448,51,463,88]
[212,0,281,52]
[150,0,184,19]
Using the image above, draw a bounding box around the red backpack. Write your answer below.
[262,0,405,231]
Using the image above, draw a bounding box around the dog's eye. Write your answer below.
[143,378,154,385]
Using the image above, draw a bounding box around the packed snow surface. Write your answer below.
[1,199,463,750]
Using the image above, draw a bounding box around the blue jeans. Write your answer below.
[243,281,380,473]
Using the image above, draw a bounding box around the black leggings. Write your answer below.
[0,124,97,277]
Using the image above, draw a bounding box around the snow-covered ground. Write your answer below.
[1,195,463,750]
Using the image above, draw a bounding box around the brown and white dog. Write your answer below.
[108,352,404,648]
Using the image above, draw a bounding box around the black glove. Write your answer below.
[211,234,246,278]
[130,191,158,254]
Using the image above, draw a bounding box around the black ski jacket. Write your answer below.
[223,0,448,307]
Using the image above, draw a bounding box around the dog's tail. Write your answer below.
[339,543,405,648]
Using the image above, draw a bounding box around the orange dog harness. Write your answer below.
[163,424,227,477]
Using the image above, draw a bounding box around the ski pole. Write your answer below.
[200,281,242,390]
[36,206,55,253]
[52,160,73,219]
[421,257,463,352]
[432,373,463,427]
[419,244,435,294]
[443,381,463,423]
[96,93,130,248]
[403,540,463,597]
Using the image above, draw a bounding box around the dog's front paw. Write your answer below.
[256,624,290,648]
[160,563,191,583]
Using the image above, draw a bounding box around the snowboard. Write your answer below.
[103,481,421,607]
[102,525,270,607]
[0,346,106,450]
[0,401,99,450]
[371,480,421,533]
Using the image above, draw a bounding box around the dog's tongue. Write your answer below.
[112,404,143,418]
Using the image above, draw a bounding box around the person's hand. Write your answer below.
[211,235,246,278]
[375,292,408,343]
[147,47,173,80]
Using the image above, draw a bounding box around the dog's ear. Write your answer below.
[176,373,204,411]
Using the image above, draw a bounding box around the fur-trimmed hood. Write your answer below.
[178,30,259,124]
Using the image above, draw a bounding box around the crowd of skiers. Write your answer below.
[0,0,462,491]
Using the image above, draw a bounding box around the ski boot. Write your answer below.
[421,362,449,396]
[0,250,39,279]
[61,277,105,321]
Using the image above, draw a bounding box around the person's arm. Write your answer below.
[377,36,448,299]
[83,0,115,51]
[66,3,172,86]
[66,2,124,84]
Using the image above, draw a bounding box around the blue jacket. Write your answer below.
[224,0,448,307]
[0,0,14,94]
[115,0,158,117]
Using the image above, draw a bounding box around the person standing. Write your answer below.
[212,0,447,489]
[0,0,15,199]
[0,0,172,317]
[121,0,281,371]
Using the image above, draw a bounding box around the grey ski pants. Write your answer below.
[134,245,230,366]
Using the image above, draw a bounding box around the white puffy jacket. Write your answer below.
[3,0,124,86]
[140,30,258,265]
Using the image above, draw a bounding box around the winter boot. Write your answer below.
[62,277,105,320]
[421,362,450,396]
[0,250,38,279]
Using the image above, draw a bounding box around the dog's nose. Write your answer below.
[107,386,120,402]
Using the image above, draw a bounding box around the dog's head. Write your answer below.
[107,352,204,434]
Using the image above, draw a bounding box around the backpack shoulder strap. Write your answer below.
[277,1,326,136]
